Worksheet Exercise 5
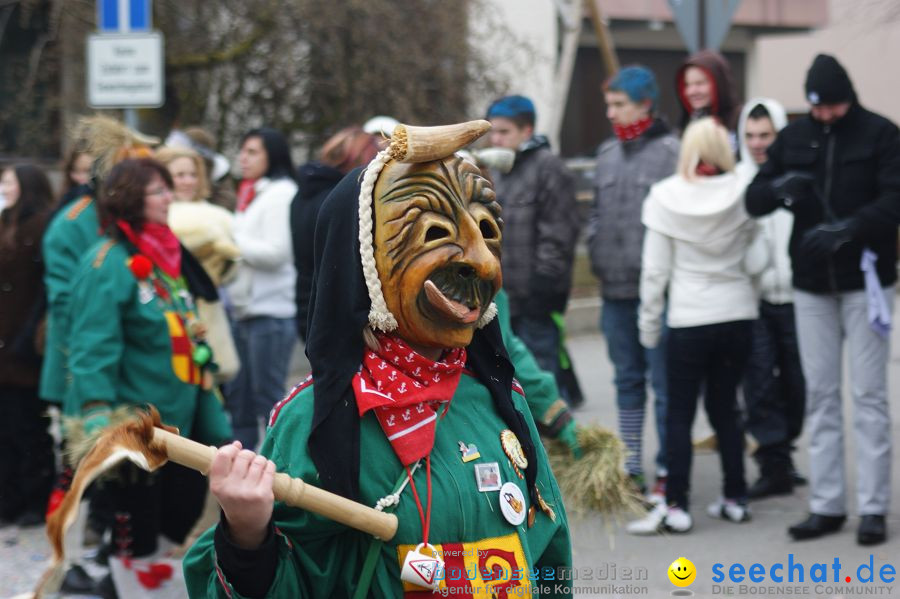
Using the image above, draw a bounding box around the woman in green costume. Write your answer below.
[184,121,572,598]
[66,158,232,562]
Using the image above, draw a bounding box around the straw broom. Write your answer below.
[543,424,645,518]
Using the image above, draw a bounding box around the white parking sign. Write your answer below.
[87,32,164,107]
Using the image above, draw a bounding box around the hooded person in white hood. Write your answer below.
[737,99,808,500]
[628,117,767,534]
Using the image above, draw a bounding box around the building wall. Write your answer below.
[469,0,560,137]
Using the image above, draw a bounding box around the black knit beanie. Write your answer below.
[805,54,855,105]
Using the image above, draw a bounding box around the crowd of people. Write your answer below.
[0,48,898,598]
[587,52,900,549]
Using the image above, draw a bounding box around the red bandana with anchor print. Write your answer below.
[353,333,466,465]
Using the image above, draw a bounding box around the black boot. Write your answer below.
[748,457,794,500]
[858,515,887,546]
[748,471,793,499]
[788,513,846,540]
[786,454,807,486]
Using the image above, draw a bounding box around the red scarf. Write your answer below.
[236,179,258,212]
[117,220,182,278]
[613,116,654,141]
[353,333,466,465]
[695,161,723,177]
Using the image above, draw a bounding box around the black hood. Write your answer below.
[296,162,346,201]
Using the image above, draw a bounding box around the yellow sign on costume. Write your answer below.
[396,532,530,596]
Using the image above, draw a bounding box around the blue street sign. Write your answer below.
[129,0,151,31]
[97,0,152,32]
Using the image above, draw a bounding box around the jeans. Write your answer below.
[743,301,806,474]
[511,313,562,382]
[227,316,297,449]
[794,287,893,516]
[665,321,752,510]
[600,298,667,476]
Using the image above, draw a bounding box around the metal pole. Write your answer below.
[586,0,620,75]
[123,107,139,131]
[698,0,706,50]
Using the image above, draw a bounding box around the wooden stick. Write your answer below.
[151,427,399,541]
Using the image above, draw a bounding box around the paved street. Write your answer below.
[4,298,900,598]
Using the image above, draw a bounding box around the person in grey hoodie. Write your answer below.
[628,117,766,535]
[737,99,808,500]
[588,66,679,501]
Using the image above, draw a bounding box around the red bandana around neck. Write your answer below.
[117,220,182,278]
[353,333,466,466]
[236,179,258,212]
[613,116,654,141]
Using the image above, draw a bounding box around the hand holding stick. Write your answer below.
[32,407,397,598]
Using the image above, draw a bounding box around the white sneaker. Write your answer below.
[626,504,693,535]
[707,498,751,523]
[664,506,693,532]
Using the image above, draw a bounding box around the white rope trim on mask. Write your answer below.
[476,301,498,328]
[359,150,399,332]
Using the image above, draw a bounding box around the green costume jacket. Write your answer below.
[184,291,571,598]
[39,196,100,403]
[65,238,230,444]
[183,372,572,598]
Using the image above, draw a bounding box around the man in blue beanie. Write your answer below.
[486,95,581,406]
[747,53,900,546]
[585,66,680,516]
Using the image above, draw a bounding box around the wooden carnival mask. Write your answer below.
[360,121,502,350]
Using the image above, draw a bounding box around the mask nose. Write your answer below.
[457,214,501,289]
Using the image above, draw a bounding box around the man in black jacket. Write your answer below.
[746,54,900,546]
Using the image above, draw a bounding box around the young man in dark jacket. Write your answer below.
[746,54,900,546]
[589,66,679,501]
[487,95,581,404]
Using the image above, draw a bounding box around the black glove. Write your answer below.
[771,171,815,210]
[525,273,560,316]
[798,219,857,260]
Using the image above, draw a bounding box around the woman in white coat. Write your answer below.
[227,127,299,449]
[628,117,766,534]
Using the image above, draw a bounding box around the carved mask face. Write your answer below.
[373,155,502,349]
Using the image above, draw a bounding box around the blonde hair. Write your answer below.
[677,117,735,180]
[154,146,210,201]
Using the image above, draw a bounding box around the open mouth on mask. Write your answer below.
[421,264,493,325]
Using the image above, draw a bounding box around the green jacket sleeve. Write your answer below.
[513,383,573,598]
[65,244,130,413]
[183,405,364,599]
[495,290,573,437]
[535,522,575,598]
[183,524,311,599]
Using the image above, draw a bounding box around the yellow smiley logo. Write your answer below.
[668,557,696,587]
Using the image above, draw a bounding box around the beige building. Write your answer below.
[477,0,885,157]
[752,0,900,122]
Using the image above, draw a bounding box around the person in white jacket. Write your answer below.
[227,127,299,449]
[737,99,809,500]
[628,117,766,534]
